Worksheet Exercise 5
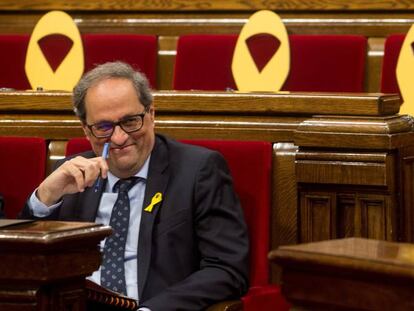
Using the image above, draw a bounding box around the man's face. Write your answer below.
[82,78,155,179]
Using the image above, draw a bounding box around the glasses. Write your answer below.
[87,109,148,138]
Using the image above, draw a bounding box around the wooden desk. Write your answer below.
[0,220,111,311]
[270,238,414,310]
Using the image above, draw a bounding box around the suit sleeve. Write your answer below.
[141,151,250,310]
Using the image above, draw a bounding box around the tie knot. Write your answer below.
[113,177,139,193]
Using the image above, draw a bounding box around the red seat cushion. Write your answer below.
[381,34,405,94]
[0,137,46,218]
[173,34,367,92]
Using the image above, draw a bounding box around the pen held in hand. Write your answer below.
[94,142,110,192]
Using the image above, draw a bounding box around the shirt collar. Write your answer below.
[105,154,151,193]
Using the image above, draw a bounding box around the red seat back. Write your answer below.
[0,34,158,90]
[381,34,405,94]
[0,34,31,89]
[173,34,367,92]
[0,137,46,218]
[66,137,273,286]
[82,34,158,88]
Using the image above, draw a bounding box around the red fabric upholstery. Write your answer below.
[65,137,91,156]
[285,35,367,92]
[381,34,405,94]
[0,34,31,89]
[173,35,238,91]
[173,34,367,92]
[66,137,289,311]
[0,34,157,90]
[0,137,46,218]
[82,34,157,88]
[242,285,290,310]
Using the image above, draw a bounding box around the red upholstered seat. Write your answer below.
[380,34,405,94]
[66,137,290,311]
[0,34,157,90]
[0,137,46,218]
[173,34,367,92]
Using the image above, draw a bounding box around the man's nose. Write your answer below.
[110,125,128,144]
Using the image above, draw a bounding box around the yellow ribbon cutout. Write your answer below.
[144,192,163,213]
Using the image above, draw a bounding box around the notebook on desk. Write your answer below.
[85,279,139,311]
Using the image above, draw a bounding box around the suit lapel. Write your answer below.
[138,136,170,298]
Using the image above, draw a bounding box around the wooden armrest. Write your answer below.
[206,300,242,311]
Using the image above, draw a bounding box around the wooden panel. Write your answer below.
[300,192,335,242]
[47,140,67,175]
[295,115,414,149]
[296,159,387,186]
[358,194,391,240]
[157,36,177,90]
[337,194,357,238]
[399,145,414,242]
[296,151,393,185]
[365,37,385,93]
[271,142,298,283]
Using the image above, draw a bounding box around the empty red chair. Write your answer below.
[173,34,367,92]
[0,137,46,218]
[66,137,289,311]
[0,34,157,90]
[381,34,405,94]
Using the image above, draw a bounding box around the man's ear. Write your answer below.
[81,123,91,142]
[149,106,155,122]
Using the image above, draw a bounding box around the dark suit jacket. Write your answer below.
[21,134,249,310]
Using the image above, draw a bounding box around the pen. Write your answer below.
[94,142,110,192]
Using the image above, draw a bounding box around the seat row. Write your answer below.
[0,33,406,93]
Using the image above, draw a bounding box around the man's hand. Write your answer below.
[37,156,109,206]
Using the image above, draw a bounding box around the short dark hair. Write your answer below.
[72,61,153,122]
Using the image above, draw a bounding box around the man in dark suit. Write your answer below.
[20,61,249,310]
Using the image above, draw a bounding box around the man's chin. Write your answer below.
[110,159,139,178]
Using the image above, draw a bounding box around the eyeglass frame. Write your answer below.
[86,107,149,138]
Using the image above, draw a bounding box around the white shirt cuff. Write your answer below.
[28,189,62,217]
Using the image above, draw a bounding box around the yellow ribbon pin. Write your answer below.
[144,192,163,213]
